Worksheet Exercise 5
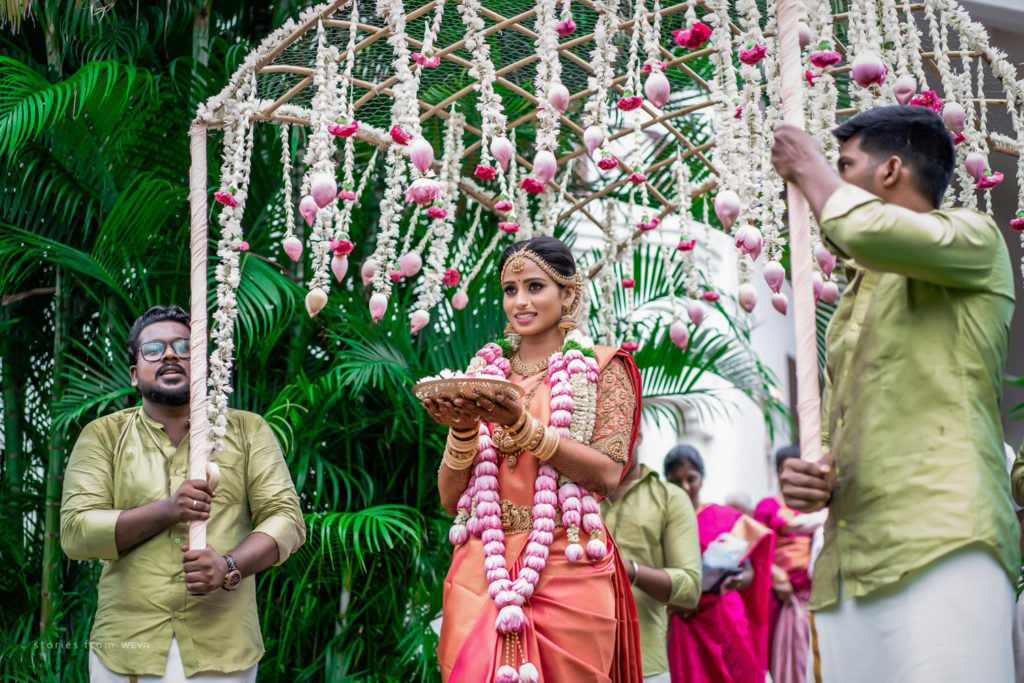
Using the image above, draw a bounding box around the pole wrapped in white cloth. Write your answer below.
[775,0,824,464]
[188,124,211,550]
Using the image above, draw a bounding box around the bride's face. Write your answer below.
[502,258,575,337]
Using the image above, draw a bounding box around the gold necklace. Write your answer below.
[510,352,549,378]
[492,371,547,471]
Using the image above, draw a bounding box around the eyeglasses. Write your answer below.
[138,338,191,362]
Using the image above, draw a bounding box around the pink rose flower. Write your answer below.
[976,172,1004,189]
[494,199,514,212]
[738,44,767,65]
[390,125,412,145]
[442,268,461,287]
[499,221,520,234]
[621,278,635,289]
[628,172,647,185]
[411,52,441,67]
[1011,216,1024,232]
[330,239,355,256]
[677,239,696,252]
[214,190,237,207]
[520,176,545,193]
[474,165,496,181]
[809,50,842,68]
[337,189,357,201]
[597,156,618,170]
[637,217,660,231]
[701,291,720,302]
[671,22,712,50]
[909,90,942,113]
[404,178,442,206]
[621,341,640,353]
[389,270,403,283]
[556,16,576,37]
[427,205,447,219]
[329,120,359,137]
[617,96,643,111]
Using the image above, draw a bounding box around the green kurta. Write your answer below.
[810,184,1019,611]
[601,465,702,676]
[60,407,306,676]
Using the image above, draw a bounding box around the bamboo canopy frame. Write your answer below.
[186,0,1024,544]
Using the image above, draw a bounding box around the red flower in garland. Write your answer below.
[621,341,640,353]
[411,52,441,67]
[637,217,660,231]
[520,176,545,193]
[442,268,461,287]
[499,221,520,234]
[556,15,576,37]
[672,22,712,50]
[738,44,767,65]
[641,61,667,73]
[951,132,966,146]
[1011,214,1024,231]
[734,106,743,119]
[809,44,842,68]
[329,120,359,137]
[474,165,496,181]
[617,95,643,111]
[677,239,696,252]
[621,278,636,289]
[805,70,819,86]
[494,199,514,212]
[976,172,1004,189]
[329,239,354,256]
[390,126,412,145]
[338,189,357,201]
[427,205,447,219]
[909,90,942,113]
[628,172,648,185]
[214,190,237,207]
[597,156,619,170]
[389,270,403,283]
[701,291,720,303]
[233,241,249,251]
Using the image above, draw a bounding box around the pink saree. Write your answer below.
[667,503,775,683]
[437,347,643,682]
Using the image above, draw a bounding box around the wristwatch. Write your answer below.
[222,554,241,591]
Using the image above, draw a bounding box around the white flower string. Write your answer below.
[458,0,509,181]
[582,0,621,166]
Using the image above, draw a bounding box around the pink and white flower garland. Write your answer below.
[450,332,604,681]
[581,0,621,166]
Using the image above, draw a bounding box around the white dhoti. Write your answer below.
[808,548,1014,683]
[89,637,257,683]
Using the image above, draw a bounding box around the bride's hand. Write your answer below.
[421,398,480,431]
[469,391,523,427]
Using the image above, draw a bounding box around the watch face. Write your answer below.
[224,570,242,591]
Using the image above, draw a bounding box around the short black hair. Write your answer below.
[127,305,190,366]
[498,236,577,280]
[774,445,801,474]
[832,105,955,208]
[664,444,704,478]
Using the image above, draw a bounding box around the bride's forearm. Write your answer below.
[438,462,472,516]
[547,438,624,498]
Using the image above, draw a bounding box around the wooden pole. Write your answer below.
[776,0,824,463]
[188,124,211,549]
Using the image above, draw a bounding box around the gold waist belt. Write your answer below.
[500,499,564,535]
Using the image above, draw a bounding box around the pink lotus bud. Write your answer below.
[299,195,319,227]
[409,137,435,174]
[549,83,570,114]
[495,199,514,212]
[965,152,988,180]
[495,605,527,634]
[282,236,303,262]
[311,173,337,208]
[410,309,430,334]
[389,125,411,145]
[942,102,966,134]
[448,524,468,546]
[532,150,557,184]
[822,280,839,305]
[669,321,689,350]
[565,543,585,562]
[812,271,824,303]
[797,21,813,49]
[556,15,576,37]
[474,164,496,181]
[369,293,388,323]
[361,259,378,286]
[738,283,757,312]
[893,76,917,105]
[621,278,635,289]
[771,292,789,315]
[734,224,763,261]
[404,177,442,206]
[597,156,618,170]
[399,252,422,277]
[490,136,514,171]
[496,665,519,683]
[851,52,887,88]
[687,301,704,326]
[519,663,540,683]
[427,205,447,219]
[331,254,348,282]
[520,176,545,193]
[586,538,608,560]
[305,288,328,318]
[644,71,671,109]
[713,190,741,230]
[583,126,604,156]
[814,244,837,279]
[764,260,786,294]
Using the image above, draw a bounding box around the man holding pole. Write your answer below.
[61,305,305,681]
[771,106,1018,681]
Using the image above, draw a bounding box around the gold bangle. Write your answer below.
[510,415,543,452]
[446,437,478,456]
[506,409,528,435]
[532,427,561,461]
[443,447,476,471]
[450,425,479,440]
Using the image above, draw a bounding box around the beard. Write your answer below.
[139,381,190,406]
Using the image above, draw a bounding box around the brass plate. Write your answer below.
[411,377,525,403]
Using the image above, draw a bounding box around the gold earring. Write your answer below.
[558,307,577,332]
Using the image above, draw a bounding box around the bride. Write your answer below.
[422,236,644,682]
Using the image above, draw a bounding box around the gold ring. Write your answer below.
[193,500,198,509]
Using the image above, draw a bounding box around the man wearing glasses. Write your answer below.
[60,305,305,681]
